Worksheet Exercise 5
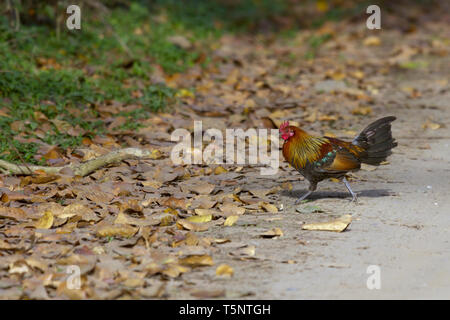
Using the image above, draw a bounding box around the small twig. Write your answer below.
[13,0,20,31]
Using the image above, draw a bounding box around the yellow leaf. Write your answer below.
[148,149,163,160]
[142,180,163,189]
[96,224,138,238]
[316,0,328,12]
[175,88,195,99]
[176,219,209,231]
[364,36,381,46]
[224,215,239,227]
[162,264,190,278]
[35,211,54,229]
[185,232,199,246]
[179,255,214,267]
[214,166,228,175]
[164,208,178,215]
[302,214,352,232]
[186,214,212,223]
[422,120,442,130]
[216,264,234,277]
[261,202,278,213]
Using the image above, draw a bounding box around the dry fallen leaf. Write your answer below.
[194,208,216,216]
[220,203,245,216]
[422,120,442,130]
[216,264,234,277]
[176,219,210,231]
[0,207,27,221]
[35,211,54,229]
[302,214,352,232]
[142,180,163,189]
[235,245,256,257]
[179,254,214,267]
[214,166,228,175]
[260,202,278,214]
[180,181,215,195]
[186,214,212,223]
[223,215,239,227]
[96,224,138,237]
[352,106,372,116]
[361,163,377,171]
[162,264,189,278]
[191,289,225,298]
[260,228,283,238]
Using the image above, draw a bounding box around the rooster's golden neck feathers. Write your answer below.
[282,126,330,169]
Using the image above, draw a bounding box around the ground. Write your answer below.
[0,1,449,299]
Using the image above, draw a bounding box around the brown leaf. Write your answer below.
[191,289,225,298]
[260,202,278,213]
[162,264,190,278]
[176,219,210,232]
[0,207,27,221]
[142,180,163,189]
[191,196,217,209]
[194,208,216,216]
[214,166,228,175]
[96,224,138,238]
[422,119,442,130]
[160,197,191,210]
[58,203,99,222]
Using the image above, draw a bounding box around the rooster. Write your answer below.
[279,116,397,202]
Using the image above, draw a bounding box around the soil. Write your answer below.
[170,56,450,300]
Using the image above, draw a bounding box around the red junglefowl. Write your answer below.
[279,116,397,203]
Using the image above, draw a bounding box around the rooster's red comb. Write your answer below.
[279,121,289,131]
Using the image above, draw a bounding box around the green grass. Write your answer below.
[3,0,286,164]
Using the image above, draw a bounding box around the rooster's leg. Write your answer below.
[343,177,357,202]
[295,182,317,204]
[295,191,312,204]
